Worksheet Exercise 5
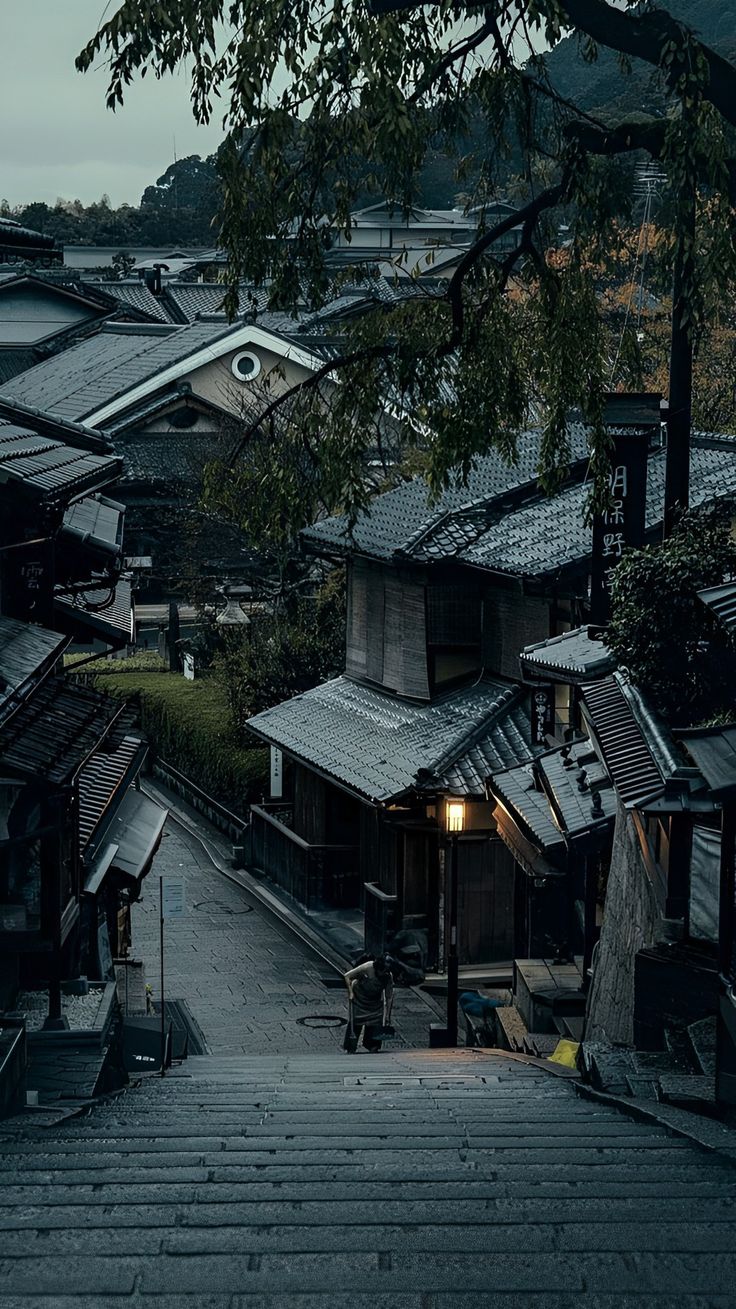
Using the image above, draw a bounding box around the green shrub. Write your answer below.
[87,669,269,813]
[65,650,167,673]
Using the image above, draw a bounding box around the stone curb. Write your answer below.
[575,1082,736,1166]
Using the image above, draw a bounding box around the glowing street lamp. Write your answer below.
[444,797,465,1045]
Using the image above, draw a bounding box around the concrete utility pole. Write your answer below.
[663,184,695,538]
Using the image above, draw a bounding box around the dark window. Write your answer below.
[427,587,481,646]
[427,586,481,690]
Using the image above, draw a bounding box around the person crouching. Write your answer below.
[343,954,394,1053]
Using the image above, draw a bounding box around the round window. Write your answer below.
[231,350,262,383]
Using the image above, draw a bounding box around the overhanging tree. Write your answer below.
[78,2,736,531]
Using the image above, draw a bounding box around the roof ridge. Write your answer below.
[421,681,522,784]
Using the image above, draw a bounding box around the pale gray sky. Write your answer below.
[1,1,223,207]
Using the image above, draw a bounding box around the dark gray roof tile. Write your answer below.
[0,418,121,500]
[0,321,237,423]
[247,675,537,802]
[521,627,615,683]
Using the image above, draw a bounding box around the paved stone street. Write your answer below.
[131,806,436,1055]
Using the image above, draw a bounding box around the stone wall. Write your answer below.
[586,800,662,1045]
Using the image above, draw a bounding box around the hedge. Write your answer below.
[87,669,269,814]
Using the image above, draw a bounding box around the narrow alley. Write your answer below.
[130,797,436,1054]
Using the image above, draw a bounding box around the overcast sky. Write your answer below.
[1,2,223,208]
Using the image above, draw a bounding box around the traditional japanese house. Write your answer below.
[0,405,166,1025]
[0,319,329,596]
[246,421,736,972]
[0,271,164,387]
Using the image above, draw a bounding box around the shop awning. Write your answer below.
[493,806,565,882]
[83,842,119,896]
[107,790,168,884]
[78,735,148,854]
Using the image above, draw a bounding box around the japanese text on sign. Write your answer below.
[160,877,186,919]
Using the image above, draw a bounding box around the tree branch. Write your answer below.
[226,182,566,464]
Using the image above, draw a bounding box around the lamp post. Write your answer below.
[445,798,465,1047]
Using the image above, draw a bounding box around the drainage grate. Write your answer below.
[296,1014,347,1028]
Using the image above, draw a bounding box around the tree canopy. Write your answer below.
[78,2,736,525]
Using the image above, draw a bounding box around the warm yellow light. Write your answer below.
[446,799,465,833]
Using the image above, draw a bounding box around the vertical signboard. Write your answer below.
[531,684,555,747]
[590,395,659,623]
[161,877,186,919]
[270,746,283,799]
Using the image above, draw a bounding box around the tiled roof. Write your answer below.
[0,321,236,423]
[77,735,147,852]
[0,418,121,501]
[303,436,736,579]
[520,627,615,684]
[301,426,591,562]
[61,494,125,556]
[580,675,665,807]
[54,577,133,648]
[120,432,225,485]
[490,738,616,862]
[165,283,269,322]
[246,675,537,802]
[0,348,37,384]
[0,616,68,723]
[490,760,565,851]
[97,281,176,323]
[537,743,617,836]
[0,678,127,785]
[677,726,736,798]
[697,581,736,633]
[439,702,537,792]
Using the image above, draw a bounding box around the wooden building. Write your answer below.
[246,423,736,972]
[0,403,166,1024]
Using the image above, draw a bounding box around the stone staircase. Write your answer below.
[0,1048,735,1304]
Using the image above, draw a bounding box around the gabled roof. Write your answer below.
[246,674,536,802]
[0,616,68,725]
[520,627,616,684]
[0,418,121,503]
[0,320,328,429]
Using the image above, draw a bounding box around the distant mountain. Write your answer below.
[416,0,736,208]
[543,0,736,121]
